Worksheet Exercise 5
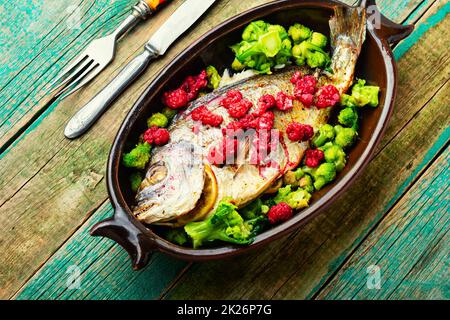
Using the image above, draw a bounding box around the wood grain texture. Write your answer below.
[317,142,449,300]
[16,203,187,300]
[0,0,136,149]
[2,0,446,300]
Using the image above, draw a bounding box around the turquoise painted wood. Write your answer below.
[319,147,449,300]
[4,0,449,300]
[17,203,187,300]
[0,0,135,149]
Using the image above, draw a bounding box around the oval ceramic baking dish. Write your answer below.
[91,0,413,269]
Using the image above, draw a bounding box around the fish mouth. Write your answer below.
[133,141,205,224]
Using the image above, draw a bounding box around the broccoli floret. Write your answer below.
[320,142,347,172]
[288,23,312,43]
[129,171,143,193]
[309,32,328,48]
[292,41,330,69]
[334,125,358,149]
[304,162,337,190]
[184,200,254,248]
[338,107,359,130]
[312,124,335,148]
[147,112,168,128]
[206,65,221,89]
[268,24,289,40]
[340,94,358,108]
[274,38,293,66]
[240,198,264,220]
[242,20,268,41]
[162,107,177,122]
[258,30,282,57]
[122,142,152,170]
[231,57,245,71]
[299,174,314,193]
[351,79,380,107]
[283,167,312,190]
[165,228,188,246]
[273,185,311,210]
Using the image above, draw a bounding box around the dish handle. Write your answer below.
[359,0,414,46]
[90,206,157,270]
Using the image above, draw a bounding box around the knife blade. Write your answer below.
[64,0,216,139]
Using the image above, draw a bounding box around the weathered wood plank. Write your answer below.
[163,3,450,299]
[10,3,442,298]
[0,0,136,149]
[15,202,187,300]
[317,145,449,300]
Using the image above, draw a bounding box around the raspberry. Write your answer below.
[220,90,243,107]
[191,105,223,127]
[162,70,207,109]
[191,105,208,121]
[290,71,303,84]
[268,202,293,224]
[255,94,276,115]
[304,149,324,168]
[286,123,314,142]
[180,70,208,101]
[254,111,275,130]
[276,92,294,111]
[293,75,317,107]
[163,88,189,109]
[227,99,253,119]
[143,126,170,146]
[316,85,340,108]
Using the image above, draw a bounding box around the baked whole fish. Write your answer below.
[133,6,367,225]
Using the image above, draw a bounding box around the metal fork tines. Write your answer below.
[50,0,154,99]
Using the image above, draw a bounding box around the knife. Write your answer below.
[64,0,216,139]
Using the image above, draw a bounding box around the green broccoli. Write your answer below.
[242,20,268,41]
[258,30,282,57]
[273,185,311,210]
[304,162,337,190]
[351,79,380,107]
[231,57,245,71]
[309,32,327,48]
[288,23,312,43]
[274,38,293,66]
[165,228,188,246]
[206,65,221,89]
[338,107,359,130]
[340,94,358,108]
[299,174,314,193]
[184,200,254,248]
[312,124,335,148]
[162,107,177,122]
[240,198,264,220]
[268,24,289,40]
[147,112,168,128]
[292,41,330,69]
[320,142,347,172]
[334,125,358,149]
[122,142,152,170]
[129,171,143,193]
[282,167,313,192]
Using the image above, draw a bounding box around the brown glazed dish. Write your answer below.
[90,0,413,269]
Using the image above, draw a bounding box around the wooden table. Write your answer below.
[1,0,448,300]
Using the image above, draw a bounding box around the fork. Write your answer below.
[51,0,168,99]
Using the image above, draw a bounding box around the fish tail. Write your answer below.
[328,6,367,93]
[329,6,366,53]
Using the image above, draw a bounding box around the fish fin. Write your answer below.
[330,6,366,54]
